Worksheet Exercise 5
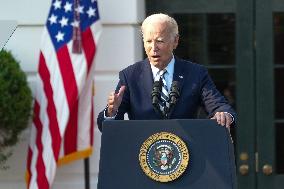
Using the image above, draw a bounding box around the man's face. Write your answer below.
[143,22,179,70]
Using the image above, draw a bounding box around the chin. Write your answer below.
[149,59,159,65]
[155,63,166,69]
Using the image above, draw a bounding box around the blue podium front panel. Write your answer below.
[97,119,236,189]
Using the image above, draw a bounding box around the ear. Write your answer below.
[173,35,179,49]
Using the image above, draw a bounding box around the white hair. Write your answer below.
[141,13,179,39]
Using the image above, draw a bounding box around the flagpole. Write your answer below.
[84,158,90,189]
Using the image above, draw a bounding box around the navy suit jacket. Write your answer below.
[97,58,236,131]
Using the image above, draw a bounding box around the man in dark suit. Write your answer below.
[97,13,236,132]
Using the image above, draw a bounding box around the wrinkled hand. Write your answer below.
[107,86,126,117]
[211,112,233,128]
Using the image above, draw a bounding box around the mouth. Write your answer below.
[151,55,161,59]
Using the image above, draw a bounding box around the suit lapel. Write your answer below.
[173,58,185,94]
[139,59,154,99]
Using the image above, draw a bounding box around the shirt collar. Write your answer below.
[151,56,175,81]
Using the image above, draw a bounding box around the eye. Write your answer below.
[156,39,164,43]
[145,40,152,44]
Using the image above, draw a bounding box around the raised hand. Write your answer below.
[107,86,126,117]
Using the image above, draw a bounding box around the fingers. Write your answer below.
[114,86,126,103]
[107,86,126,117]
[212,112,232,128]
[225,113,233,128]
[117,86,126,98]
[107,92,116,116]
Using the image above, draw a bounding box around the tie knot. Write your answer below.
[159,69,167,77]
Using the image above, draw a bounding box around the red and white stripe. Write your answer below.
[26,20,102,189]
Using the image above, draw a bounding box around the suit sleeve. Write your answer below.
[97,70,130,132]
[200,67,236,122]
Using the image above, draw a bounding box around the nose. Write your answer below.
[151,41,159,52]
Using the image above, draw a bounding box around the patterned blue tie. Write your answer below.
[159,69,169,114]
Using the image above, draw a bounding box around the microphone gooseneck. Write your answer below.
[151,80,180,119]
[168,81,180,117]
[151,80,164,118]
[151,80,161,105]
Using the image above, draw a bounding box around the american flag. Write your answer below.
[26,0,102,188]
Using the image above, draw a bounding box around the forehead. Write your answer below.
[143,22,171,38]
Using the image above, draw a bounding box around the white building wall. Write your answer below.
[0,0,145,188]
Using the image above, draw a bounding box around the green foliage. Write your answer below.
[0,50,32,168]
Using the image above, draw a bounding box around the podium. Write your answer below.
[97,119,237,189]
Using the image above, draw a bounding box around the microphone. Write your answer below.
[151,80,161,106]
[168,81,180,113]
[151,80,164,118]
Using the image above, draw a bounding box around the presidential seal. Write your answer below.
[139,132,189,182]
